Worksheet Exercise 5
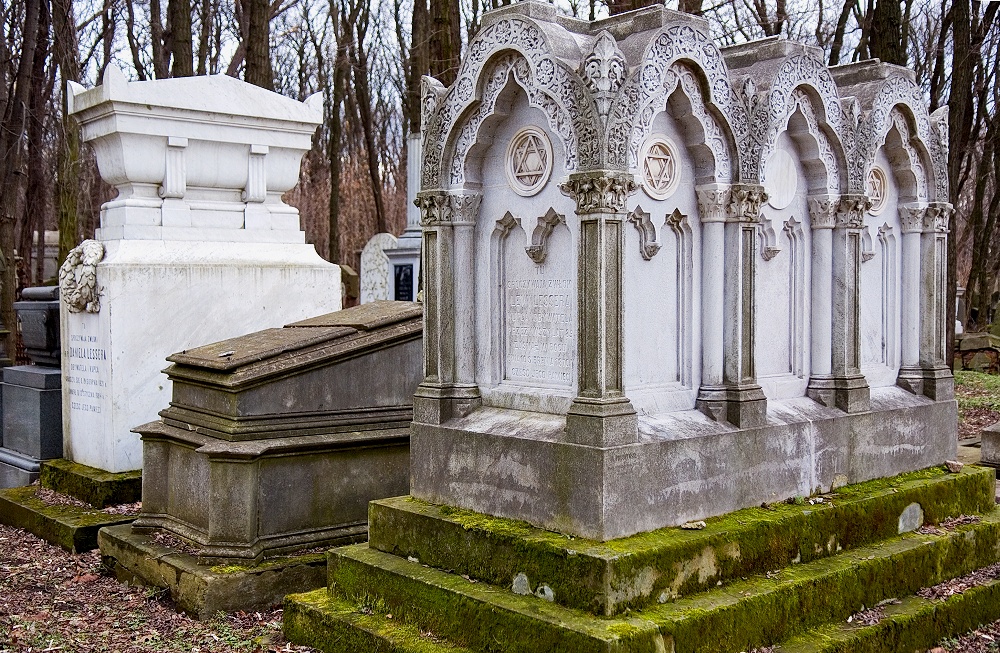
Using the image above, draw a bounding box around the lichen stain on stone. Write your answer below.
[609,565,659,605]
[512,571,532,595]
[667,546,719,599]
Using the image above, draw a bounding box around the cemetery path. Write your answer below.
[0,523,316,653]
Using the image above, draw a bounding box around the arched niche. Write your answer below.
[455,78,577,415]
[621,100,704,415]
[859,109,925,387]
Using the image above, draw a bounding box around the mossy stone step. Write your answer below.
[774,577,1000,653]
[40,458,141,508]
[324,512,1000,653]
[0,485,136,552]
[369,466,996,616]
[284,589,479,653]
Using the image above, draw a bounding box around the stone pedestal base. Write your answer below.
[696,384,767,427]
[833,374,871,413]
[134,422,408,560]
[60,240,341,473]
[922,366,955,401]
[411,387,956,541]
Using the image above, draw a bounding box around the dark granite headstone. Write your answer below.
[393,264,414,302]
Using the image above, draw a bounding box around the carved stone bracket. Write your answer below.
[560,171,636,214]
[861,226,875,262]
[416,191,483,226]
[757,216,780,260]
[496,211,520,239]
[627,206,661,260]
[525,207,566,263]
[727,184,768,223]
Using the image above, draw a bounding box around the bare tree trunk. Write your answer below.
[196,0,212,75]
[22,0,52,285]
[150,0,168,78]
[245,0,272,88]
[869,0,906,65]
[828,0,854,64]
[169,0,194,76]
[53,0,81,266]
[328,3,351,263]
[351,1,387,234]
[125,0,149,80]
[428,0,461,85]
[0,0,42,364]
[406,0,427,133]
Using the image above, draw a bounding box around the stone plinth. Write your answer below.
[60,70,341,473]
[130,301,422,560]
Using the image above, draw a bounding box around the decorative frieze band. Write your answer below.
[416,191,483,226]
[560,171,636,214]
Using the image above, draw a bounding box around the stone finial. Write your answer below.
[581,31,627,123]
[560,171,636,214]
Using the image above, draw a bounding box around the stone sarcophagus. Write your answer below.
[412,2,954,541]
[132,301,422,559]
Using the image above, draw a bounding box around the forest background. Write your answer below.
[0,0,997,360]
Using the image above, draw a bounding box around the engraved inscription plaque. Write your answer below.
[503,277,574,388]
[394,264,414,301]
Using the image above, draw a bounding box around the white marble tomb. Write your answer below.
[59,69,342,473]
[410,3,955,541]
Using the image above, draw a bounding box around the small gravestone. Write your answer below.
[359,233,398,303]
[0,286,63,487]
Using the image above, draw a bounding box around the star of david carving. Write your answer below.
[867,167,887,214]
[641,140,677,198]
[512,133,548,188]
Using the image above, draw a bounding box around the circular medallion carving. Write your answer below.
[505,126,553,197]
[639,136,681,200]
[867,166,889,215]
[764,149,798,210]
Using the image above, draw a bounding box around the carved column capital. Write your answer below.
[807,195,838,229]
[924,202,953,233]
[727,184,768,223]
[560,171,636,215]
[897,202,926,234]
[696,184,730,223]
[835,195,870,229]
[416,191,482,226]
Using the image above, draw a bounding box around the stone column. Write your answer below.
[695,184,767,427]
[694,185,729,421]
[560,171,638,447]
[806,196,836,407]
[412,190,483,425]
[919,202,954,400]
[897,202,926,395]
[829,195,870,412]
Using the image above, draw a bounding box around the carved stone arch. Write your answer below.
[855,75,943,200]
[870,107,932,203]
[420,16,601,190]
[606,24,747,177]
[758,86,848,196]
[751,57,849,184]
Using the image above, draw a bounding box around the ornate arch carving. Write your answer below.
[606,24,746,178]
[855,75,942,201]
[749,56,849,186]
[421,17,601,190]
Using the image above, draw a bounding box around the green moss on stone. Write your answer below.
[367,466,996,618]
[210,552,327,575]
[40,458,142,508]
[0,485,136,552]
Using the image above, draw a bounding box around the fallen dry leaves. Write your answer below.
[0,522,316,653]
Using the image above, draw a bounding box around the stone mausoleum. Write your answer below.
[285,6,984,653]
[409,2,953,541]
